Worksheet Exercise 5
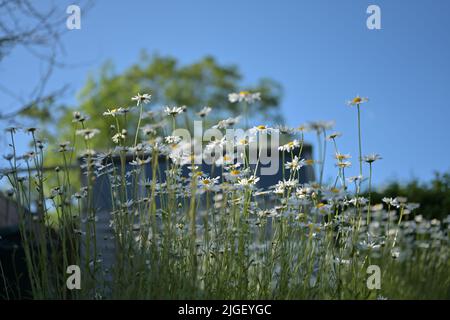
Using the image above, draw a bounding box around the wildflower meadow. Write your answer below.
[1,92,449,300]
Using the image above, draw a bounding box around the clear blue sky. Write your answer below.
[1,0,449,187]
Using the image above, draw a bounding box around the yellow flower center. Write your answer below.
[239,91,250,95]
[316,203,325,209]
[193,171,203,177]
[352,97,362,104]
[256,125,266,130]
[231,170,240,176]
[202,179,211,185]
[331,188,340,194]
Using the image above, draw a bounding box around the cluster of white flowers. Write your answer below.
[228,91,261,104]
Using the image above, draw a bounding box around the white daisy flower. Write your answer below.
[165,135,182,144]
[196,106,212,118]
[76,128,100,140]
[112,129,127,144]
[249,125,275,135]
[198,176,220,191]
[336,161,351,168]
[130,157,151,166]
[348,197,368,206]
[131,93,151,106]
[347,95,369,106]
[228,91,261,104]
[347,175,363,183]
[236,176,260,188]
[335,153,351,161]
[308,121,335,132]
[213,116,241,129]
[327,132,342,140]
[275,125,295,135]
[285,156,306,172]
[363,153,382,163]
[278,140,300,152]
[382,197,400,208]
[164,106,184,116]
[72,111,88,123]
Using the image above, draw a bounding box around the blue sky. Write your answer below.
[1,0,449,186]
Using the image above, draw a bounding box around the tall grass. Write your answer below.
[1,93,449,299]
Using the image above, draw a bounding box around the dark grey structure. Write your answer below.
[81,145,314,284]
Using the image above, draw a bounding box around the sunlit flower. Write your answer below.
[236,176,260,188]
[335,153,351,161]
[141,125,157,136]
[198,176,220,191]
[112,129,127,144]
[312,203,332,215]
[278,140,300,152]
[323,187,346,201]
[297,124,309,132]
[196,106,212,118]
[130,157,151,166]
[103,107,130,117]
[275,125,295,135]
[363,153,382,163]
[213,116,241,129]
[249,125,275,135]
[336,161,351,168]
[228,91,261,104]
[347,175,363,183]
[76,128,100,140]
[308,121,334,132]
[382,197,400,208]
[348,197,368,206]
[391,247,400,259]
[72,111,88,123]
[236,137,251,146]
[22,151,36,161]
[285,156,306,172]
[164,106,184,116]
[327,132,342,140]
[347,95,369,106]
[165,135,182,144]
[296,186,313,199]
[273,179,298,195]
[131,93,151,106]
[58,141,71,153]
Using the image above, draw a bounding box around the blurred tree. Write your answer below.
[53,52,283,151]
[369,171,450,220]
[39,52,283,191]
[0,0,93,124]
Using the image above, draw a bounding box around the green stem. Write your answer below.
[134,104,144,147]
[357,104,363,177]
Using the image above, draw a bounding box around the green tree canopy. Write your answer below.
[54,52,283,151]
